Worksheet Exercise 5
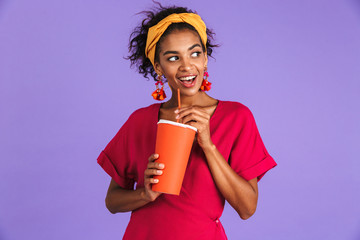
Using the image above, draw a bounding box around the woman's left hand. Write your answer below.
[175,106,213,149]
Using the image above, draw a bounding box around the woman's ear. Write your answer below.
[154,62,163,76]
[204,52,208,66]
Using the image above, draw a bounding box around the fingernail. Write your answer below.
[154,154,159,158]
[157,170,163,174]
[176,115,179,119]
[159,163,165,168]
[174,109,179,113]
[154,179,159,183]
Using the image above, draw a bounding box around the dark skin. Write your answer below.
[105,29,258,220]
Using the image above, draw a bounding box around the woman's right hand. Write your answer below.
[143,153,164,202]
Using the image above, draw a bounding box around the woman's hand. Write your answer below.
[143,153,164,202]
[175,106,213,149]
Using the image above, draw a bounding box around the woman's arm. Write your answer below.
[105,180,149,213]
[202,144,258,220]
[105,153,163,213]
[176,106,258,220]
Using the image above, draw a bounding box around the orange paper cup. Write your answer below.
[152,119,197,195]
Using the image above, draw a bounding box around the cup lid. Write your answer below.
[158,119,198,132]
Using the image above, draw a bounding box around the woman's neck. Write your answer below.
[163,91,215,109]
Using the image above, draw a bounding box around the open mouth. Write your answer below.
[178,75,197,88]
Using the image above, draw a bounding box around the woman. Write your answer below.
[97,3,277,240]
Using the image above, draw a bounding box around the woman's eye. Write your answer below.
[168,56,178,61]
[191,51,201,57]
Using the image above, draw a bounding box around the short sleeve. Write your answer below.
[229,107,277,182]
[97,118,135,190]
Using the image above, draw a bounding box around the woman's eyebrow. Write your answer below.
[163,44,202,56]
[188,44,201,50]
[163,50,178,56]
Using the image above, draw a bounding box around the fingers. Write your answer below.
[174,107,213,149]
[147,161,165,170]
[144,174,160,190]
[147,153,165,171]
[144,153,164,187]
[175,106,208,118]
[144,168,163,177]
[144,175,160,184]
[148,153,159,162]
[181,112,208,125]
[175,107,210,124]
[143,153,165,202]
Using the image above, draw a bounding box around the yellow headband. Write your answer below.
[145,13,207,68]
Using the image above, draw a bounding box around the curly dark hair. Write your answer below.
[126,1,218,81]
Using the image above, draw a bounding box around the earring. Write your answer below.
[200,68,212,91]
[152,75,166,100]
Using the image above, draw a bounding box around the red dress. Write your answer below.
[97,100,277,240]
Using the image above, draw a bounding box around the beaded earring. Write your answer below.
[152,75,166,100]
[200,67,212,91]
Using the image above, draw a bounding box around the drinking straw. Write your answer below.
[177,88,181,123]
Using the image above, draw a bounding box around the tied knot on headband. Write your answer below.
[145,13,207,67]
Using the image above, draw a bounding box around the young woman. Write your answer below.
[97,3,277,240]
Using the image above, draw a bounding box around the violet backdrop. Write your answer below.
[0,0,359,239]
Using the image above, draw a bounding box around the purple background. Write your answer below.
[1,0,359,239]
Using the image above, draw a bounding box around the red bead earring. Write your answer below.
[152,75,166,100]
[200,68,212,91]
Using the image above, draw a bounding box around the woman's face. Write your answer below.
[154,29,208,97]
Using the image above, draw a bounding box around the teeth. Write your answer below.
[179,76,196,81]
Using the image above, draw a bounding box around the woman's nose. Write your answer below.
[179,57,192,71]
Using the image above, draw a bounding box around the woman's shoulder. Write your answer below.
[218,100,252,116]
[217,100,257,129]
[122,103,161,128]
[130,103,160,118]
